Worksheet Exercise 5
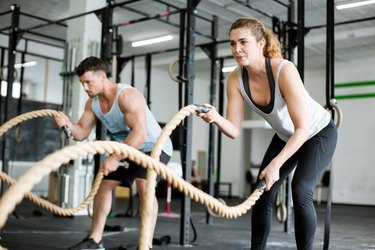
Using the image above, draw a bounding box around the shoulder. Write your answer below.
[227,68,240,88]
[84,98,93,109]
[118,86,145,112]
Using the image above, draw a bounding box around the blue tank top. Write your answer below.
[91,83,173,155]
[237,60,331,142]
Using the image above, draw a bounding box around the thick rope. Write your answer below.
[138,105,198,249]
[0,109,58,138]
[0,100,345,249]
[0,109,104,216]
[0,140,266,228]
[0,105,269,250]
[0,170,103,216]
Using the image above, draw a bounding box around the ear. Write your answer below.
[259,38,266,50]
[99,70,107,80]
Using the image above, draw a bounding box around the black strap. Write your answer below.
[241,58,274,114]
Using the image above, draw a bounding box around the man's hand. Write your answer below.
[101,155,122,176]
[54,111,72,130]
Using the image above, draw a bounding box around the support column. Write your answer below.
[58,0,106,210]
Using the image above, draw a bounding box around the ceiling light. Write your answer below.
[336,0,375,10]
[131,35,173,47]
[222,65,237,73]
[14,61,37,69]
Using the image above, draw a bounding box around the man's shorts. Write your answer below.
[103,150,171,187]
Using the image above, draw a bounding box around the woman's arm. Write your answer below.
[198,70,244,139]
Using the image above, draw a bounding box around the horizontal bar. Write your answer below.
[335,93,375,100]
[0,45,63,62]
[21,12,68,28]
[0,26,12,33]
[114,9,181,27]
[0,10,12,16]
[153,0,211,23]
[335,80,375,88]
[308,16,375,30]
[24,0,142,32]
[233,0,274,19]
[119,6,212,40]
[272,0,290,8]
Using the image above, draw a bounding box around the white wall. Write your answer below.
[305,57,375,205]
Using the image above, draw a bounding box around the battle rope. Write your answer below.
[0,109,104,216]
[0,140,267,225]
[0,106,267,250]
[0,171,103,216]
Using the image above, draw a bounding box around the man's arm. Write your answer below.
[54,99,96,141]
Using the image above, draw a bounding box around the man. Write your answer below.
[54,56,173,250]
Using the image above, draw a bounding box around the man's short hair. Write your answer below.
[75,56,107,77]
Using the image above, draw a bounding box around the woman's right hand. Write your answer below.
[196,103,216,124]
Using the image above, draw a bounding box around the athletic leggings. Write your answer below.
[251,120,337,250]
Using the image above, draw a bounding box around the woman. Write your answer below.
[198,17,337,250]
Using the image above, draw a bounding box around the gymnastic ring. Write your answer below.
[325,99,343,129]
[168,58,183,83]
[207,197,226,217]
[276,204,287,222]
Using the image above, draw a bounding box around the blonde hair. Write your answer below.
[229,17,283,58]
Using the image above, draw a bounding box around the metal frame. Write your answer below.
[1,4,20,196]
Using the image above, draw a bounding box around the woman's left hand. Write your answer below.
[259,161,280,191]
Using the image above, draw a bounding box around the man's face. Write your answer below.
[79,71,105,98]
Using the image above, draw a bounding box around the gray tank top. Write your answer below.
[237,60,331,141]
[91,83,173,155]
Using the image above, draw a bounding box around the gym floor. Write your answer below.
[1,195,374,250]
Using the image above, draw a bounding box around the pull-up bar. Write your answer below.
[113,9,181,27]
[233,0,274,19]
[308,16,375,30]
[23,0,142,32]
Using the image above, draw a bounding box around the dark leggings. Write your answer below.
[251,120,337,250]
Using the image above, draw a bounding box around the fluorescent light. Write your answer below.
[222,65,237,73]
[131,35,173,47]
[336,0,375,10]
[14,61,37,69]
[1,80,21,98]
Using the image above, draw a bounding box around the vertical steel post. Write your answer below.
[206,15,219,225]
[297,0,304,81]
[324,1,335,249]
[145,54,152,108]
[1,4,20,195]
[180,0,199,246]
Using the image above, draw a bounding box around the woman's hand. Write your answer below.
[259,160,281,191]
[196,103,216,124]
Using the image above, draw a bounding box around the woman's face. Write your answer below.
[229,27,264,67]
